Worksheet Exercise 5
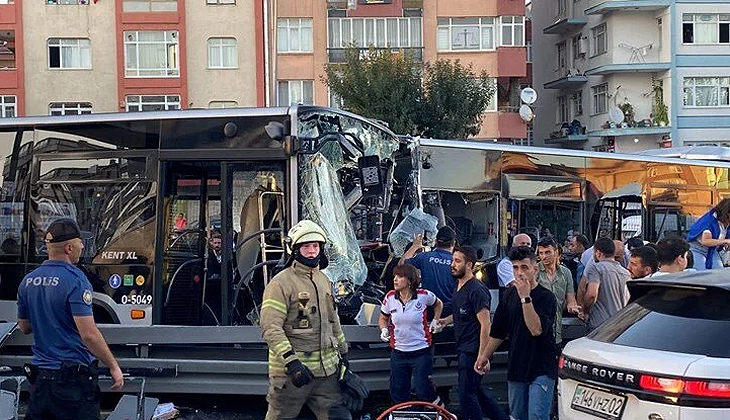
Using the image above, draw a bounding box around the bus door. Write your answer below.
[157,161,285,326]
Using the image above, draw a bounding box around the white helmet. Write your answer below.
[287,220,327,248]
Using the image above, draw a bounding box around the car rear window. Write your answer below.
[589,287,730,358]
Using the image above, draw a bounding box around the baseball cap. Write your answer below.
[436,226,456,244]
[44,218,85,243]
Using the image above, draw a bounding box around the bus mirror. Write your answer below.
[265,121,287,142]
[358,155,384,198]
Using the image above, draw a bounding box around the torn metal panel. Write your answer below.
[300,153,368,286]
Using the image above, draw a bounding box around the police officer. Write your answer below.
[17,218,124,420]
[260,220,348,420]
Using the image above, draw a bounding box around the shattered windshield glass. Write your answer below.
[297,110,399,286]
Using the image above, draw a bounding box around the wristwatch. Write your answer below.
[521,296,532,304]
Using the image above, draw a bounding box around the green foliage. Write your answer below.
[651,76,669,126]
[324,47,496,138]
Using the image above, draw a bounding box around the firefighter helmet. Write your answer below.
[287,220,327,247]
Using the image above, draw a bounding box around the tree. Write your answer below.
[324,47,496,138]
[419,60,495,138]
[324,47,422,135]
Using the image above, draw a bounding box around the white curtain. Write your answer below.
[695,15,718,44]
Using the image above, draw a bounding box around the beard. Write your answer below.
[451,266,466,279]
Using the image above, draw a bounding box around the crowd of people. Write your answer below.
[16,199,729,420]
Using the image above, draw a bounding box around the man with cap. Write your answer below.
[260,220,349,419]
[400,226,457,317]
[17,218,124,420]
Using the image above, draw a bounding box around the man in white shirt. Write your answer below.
[653,237,690,276]
[497,234,533,287]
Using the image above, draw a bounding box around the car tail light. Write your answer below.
[558,355,565,370]
[640,375,684,394]
[685,380,730,399]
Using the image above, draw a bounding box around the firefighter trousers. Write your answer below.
[265,373,341,420]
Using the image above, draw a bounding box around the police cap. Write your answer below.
[44,219,84,243]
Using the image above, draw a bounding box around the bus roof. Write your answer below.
[417,138,730,169]
[0,105,398,139]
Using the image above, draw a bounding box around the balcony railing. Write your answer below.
[327,47,424,63]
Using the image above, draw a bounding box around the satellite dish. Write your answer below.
[520,87,538,105]
[519,105,534,122]
[609,105,625,124]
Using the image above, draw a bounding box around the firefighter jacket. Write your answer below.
[260,262,348,378]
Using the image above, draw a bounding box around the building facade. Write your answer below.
[533,0,730,152]
[269,0,528,141]
[0,0,263,116]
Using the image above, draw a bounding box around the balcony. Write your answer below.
[587,126,671,137]
[327,47,423,63]
[544,69,588,89]
[0,1,15,25]
[543,18,588,35]
[498,108,526,139]
[585,62,670,76]
[585,0,670,15]
[497,47,526,78]
[545,134,589,144]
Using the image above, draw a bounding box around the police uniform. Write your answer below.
[17,219,102,420]
[260,220,348,420]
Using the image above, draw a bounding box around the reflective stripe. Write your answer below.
[261,299,288,314]
[272,341,292,356]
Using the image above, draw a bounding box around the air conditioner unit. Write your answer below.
[579,37,589,55]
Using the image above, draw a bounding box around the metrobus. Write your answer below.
[0,106,728,395]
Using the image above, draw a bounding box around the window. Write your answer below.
[683,77,730,107]
[557,0,567,19]
[557,41,567,71]
[485,78,498,111]
[126,95,180,111]
[206,0,234,4]
[683,14,730,44]
[123,0,177,12]
[592,83,608,115]
[571,91,583,116]
[500,16,524,47]
[0,95,15,118]
[124,31,179,77]
[437,17,494,51]
[48,38,91,69]
[571,35,583,66]
[49,102,92,116]
[514,126,534,146]
[277,80,314,106]
[526,40,532,63]
[207,38,237,69]
[329,17,422,51]
[557,95,569,124]
[591,23,607,56]
[278,18,313,53]
[208,101,238,108]
[590,287,730,358]
[329,90,344,109]
[657,18,663,50]
[46,0,88,5]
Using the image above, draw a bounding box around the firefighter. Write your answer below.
[260,220,348,420]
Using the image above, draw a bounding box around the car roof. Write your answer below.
[628,269,730,299]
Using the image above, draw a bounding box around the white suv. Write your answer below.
[558,270,730,420]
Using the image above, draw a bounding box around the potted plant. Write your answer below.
[651,77,669,127]
[619,102,635,126]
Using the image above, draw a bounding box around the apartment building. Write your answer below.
[269,0,528,141]
[0,0,262,116]
[533,0,730,152]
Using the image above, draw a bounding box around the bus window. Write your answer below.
[0,129,33,308]
[437,192,500,261]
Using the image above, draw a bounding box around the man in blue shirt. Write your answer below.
[400,226,456,316]
[17,219,123,420]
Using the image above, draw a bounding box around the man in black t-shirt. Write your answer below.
[439,246,508,420]
[484,246,558,420]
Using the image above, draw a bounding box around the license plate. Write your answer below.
[571,384,627,420]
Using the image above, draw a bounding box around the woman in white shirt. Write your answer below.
[378,263,444,405]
